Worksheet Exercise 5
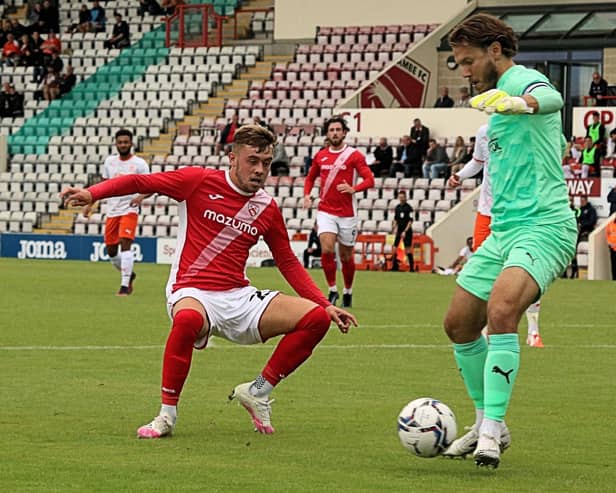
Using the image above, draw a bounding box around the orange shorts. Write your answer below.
[473,212,492,250]
[104,213,138,245]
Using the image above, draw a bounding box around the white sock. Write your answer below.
[110,254,122,272]
[526,301,541,335]
[343,287,352,295]
[329,286,338,292]
[479,418,502,440]
[249,375,274,397]
[160,404,177,424]
[120,250,134,287]
[474,408,485,430]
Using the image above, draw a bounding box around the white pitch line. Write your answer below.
[2,343,616,351]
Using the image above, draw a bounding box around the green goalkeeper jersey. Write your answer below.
[488,65,573,231]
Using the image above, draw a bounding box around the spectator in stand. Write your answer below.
[1,33,20,66]
[389,135,412,178]
[10,19,27,39]
[578,136,601,177]
[422,138,449,179]
[409,118,429,176]
[68,5,91,34]
[217,113,239,154]
[607,186,616,216]
[0,83,25,117]
[606,216,616,280]
[33,47,64,84]
[448,136,468,175]
[88,0,107,33]
[303,223,322,269]
[104,12,130,49]
[270,142,289,176]
[586,110,606,154]
[370,137,393,177]
[26,3,45,35]
[41,68,60,101]
[17,33,34,66]
[59,64,76,95]
[455,86,471,108]
[40,0,60,35]
[578,196,597,241]
[589,71,609,107]
[434,86,454,108]
[607,128,616,159]
[161,0,184,16]
[40,30,61,57]
[138,0,164,17]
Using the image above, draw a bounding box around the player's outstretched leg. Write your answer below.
[137,309,204,438]
[230,306,330,434]
[321,252,338,304]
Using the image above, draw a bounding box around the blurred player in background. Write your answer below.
[303,116,375,308]
[62,125,356,439]
[84,129,149,296]
[446,124,544,348]
[442,14,576,468]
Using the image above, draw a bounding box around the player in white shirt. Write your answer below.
[447,124,543,348]
[434,236,474,275]
[86,129,150,296]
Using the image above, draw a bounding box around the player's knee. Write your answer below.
[487,302,519,332]
[172,309,204,339]
[297,305,331,338]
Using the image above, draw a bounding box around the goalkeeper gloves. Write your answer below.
[470,89,534,114]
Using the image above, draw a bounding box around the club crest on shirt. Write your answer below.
[248,202,260,217]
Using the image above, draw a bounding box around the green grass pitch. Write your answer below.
[1,258,615,492]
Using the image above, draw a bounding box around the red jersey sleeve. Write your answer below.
[263,205,330,308]
[352,153,375,193]
[89,167,211,202]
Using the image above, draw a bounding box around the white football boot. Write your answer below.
[474,432,503,468]
[137,414,174,439]
[229,382,275,434]
[443,423,510,459]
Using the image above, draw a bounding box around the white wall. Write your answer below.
[588,213,616,280]
[342,107,488,141]
[274,0,469,40]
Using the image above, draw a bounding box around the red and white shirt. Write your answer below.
[88,167,330,307]
[101,154,150,217]
[304,145,374,217]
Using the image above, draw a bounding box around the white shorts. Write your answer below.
[316,211,358,246]
[166,286,279,345]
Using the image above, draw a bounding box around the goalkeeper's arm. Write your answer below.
[521,84,563,115]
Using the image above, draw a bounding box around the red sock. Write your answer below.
[262,306,330,386]
[161,309,204,405]
[341,258,355,289]
[321,252,337,287]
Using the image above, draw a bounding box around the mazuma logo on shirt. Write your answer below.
[203,209,259,236]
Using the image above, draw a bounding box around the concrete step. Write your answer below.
[34,228,73,234]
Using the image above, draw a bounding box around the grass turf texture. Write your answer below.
[1,258,615,492]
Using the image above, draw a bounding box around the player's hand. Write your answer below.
[130,194,147,207]
[325,305,358,334]
[337,180,355,194]
[448,174,461,188]
[303,196,313,209]
[82,204,93,217]
[60,187,93,207]
[470,89,533,115]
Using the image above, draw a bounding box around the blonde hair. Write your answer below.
[232,124,277,153]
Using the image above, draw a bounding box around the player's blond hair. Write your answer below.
[448,13,518,58]
[232,124,277,153]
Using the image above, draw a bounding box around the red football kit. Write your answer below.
[304,145,374,217]
[88,167,329,307]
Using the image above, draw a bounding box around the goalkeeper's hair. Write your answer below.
[449,13,518,58]
[232,124,277,153]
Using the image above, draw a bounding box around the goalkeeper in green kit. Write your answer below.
[440,13,577,468]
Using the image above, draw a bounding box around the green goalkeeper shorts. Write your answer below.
[457,218,578,301]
